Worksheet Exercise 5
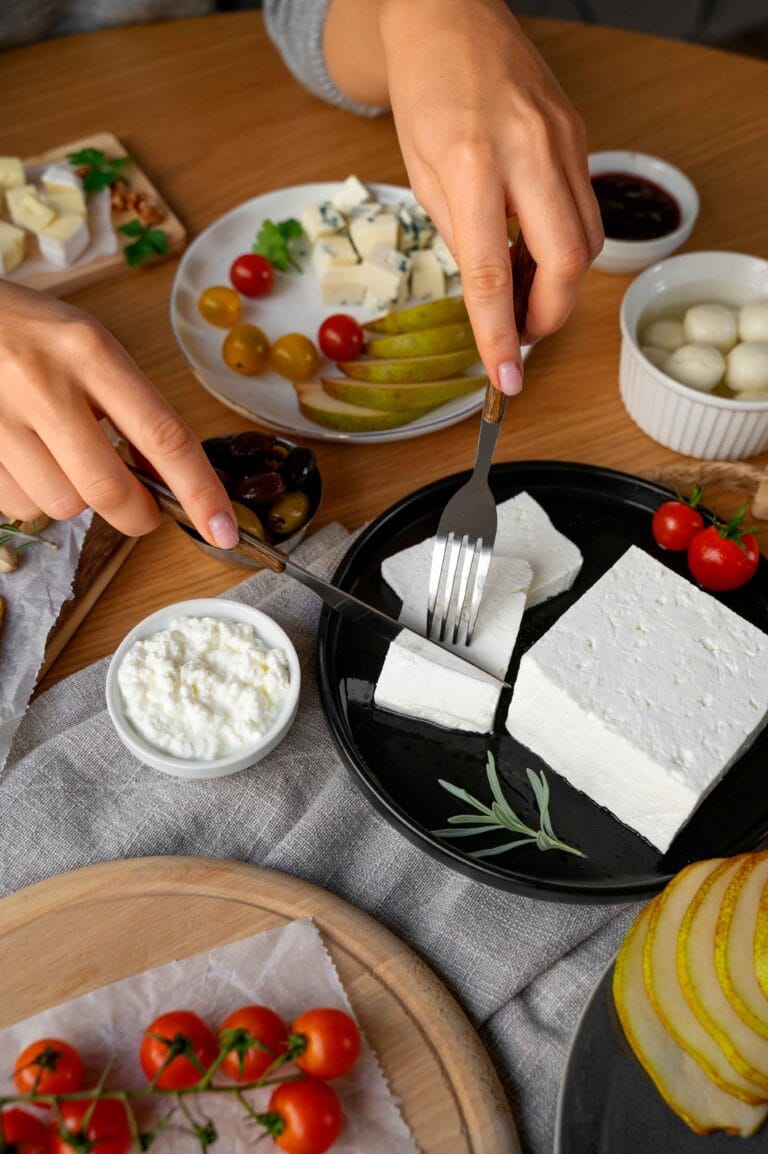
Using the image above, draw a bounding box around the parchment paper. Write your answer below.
[0,918,420,1154]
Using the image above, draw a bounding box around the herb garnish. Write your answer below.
[433,752,585,859]
[252,218,304,272]
[0,520,57,555]
[118,220,169,267]
[66,147,131,192]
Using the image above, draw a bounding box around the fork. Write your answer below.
[426,232,537,646]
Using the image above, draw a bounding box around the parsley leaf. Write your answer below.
[67,147,131,192]
[118,222,169,267]
[252,218,304,273]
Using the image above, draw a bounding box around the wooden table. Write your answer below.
[1,13,766,688]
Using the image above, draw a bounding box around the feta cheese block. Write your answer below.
[41,163,87,216]
[300,200,346,243]
[410,249,445,301]
[318,262,366,307]
[0,157,25,190]
[349,211,399,259]
[6,187,56,234]
[331,174,371,215]
[0,220,26,273]
[38,213,90,268]
[374,631,504,733]
[505,546,768,852]
[311,234,359,279]
[360,244,411,303]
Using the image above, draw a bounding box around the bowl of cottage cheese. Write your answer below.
[106,598,301,778]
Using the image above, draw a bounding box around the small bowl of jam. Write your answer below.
[589,151,699,274]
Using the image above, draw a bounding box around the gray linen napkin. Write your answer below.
[2,523,640,1154]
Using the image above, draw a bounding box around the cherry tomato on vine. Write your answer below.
[230,253,275,298]
[218,1005,288,1082]
[270,333,320,383]
[139,1011,218,1090]
[267,1080,343,1154]
[222,324,271,376]
[290,1008,361,1080]
[13,1040,83,1096]
[317,315,364,362]
[51,1100,132,1154]
[687,521,760,592]
[652,499,705,552]
[1,1108,50,1154]
[198,285,241,328]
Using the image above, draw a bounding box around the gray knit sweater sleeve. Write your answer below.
[262,0,387,118]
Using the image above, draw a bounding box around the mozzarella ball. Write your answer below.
[738,301,768,343]
[682,303,738,352]
[641,345,671,370]
[641,319,685,352]
[664,344,725,391]
[725,342,768,393]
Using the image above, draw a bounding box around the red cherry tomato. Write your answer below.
[290,1008,361,1080]
[51,1101,131,1154]
[268,1080,343,1154]
[652,500,705,552]
[317,315,364,362]
[1,1108,50,1154]
[230,253,275,297]
[218,1005,288,1082]
[13,1040,83,1096]
[688,524,760,592]
[139,1011,218,1090]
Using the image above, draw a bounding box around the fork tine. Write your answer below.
[437,532,463,641]
[463,544,492,646]
[427,531,452,640]
[451,537,482,646]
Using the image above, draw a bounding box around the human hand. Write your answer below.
[0,282,239,546]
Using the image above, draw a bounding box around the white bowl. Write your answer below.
[619,251,768,459]
[589,151,699,274]
[106,598,301,779]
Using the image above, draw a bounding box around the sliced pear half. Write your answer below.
[321,375,485,412]
[756,875,768,1004]
[364,322,476,359]
[679,855,768,1090]
[365,295,468,334]
[614,903,768,1136]
[295,383,428,433]
[337,347,480,383]
[716,854,768,1039]
[643,858,765,1102]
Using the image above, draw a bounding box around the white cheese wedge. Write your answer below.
[318,263,366,307]
[506,546,768,852]
[300,200,346,243]
[311,234,359,279]
[349,211,399,259]
[360,244,411,302]
[0,157,25,190]
[38,212,90,268]
[374,631,503,733]
[41,163,87,215]
[431,233,460,278]
[410,249,445,301]
[331,174,371,215]
[0,219,26,273]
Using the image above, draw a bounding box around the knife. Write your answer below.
[129,465,509,688]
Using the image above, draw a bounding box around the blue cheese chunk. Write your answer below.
[319,263,366,307]
[431,234,460,278]
[410,250,445,301]
[0,220,26,273]
[38,213,90,267]
[331,174,372,215]
[360,244,411,302]
[300,200,346,243]
[506,546,768,852]
[396,201,435,253]
[349,211,398,259]
[311,235,359,279]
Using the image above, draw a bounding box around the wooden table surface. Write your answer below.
[2,12,766,688]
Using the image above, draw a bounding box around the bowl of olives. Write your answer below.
[180,430,322,568]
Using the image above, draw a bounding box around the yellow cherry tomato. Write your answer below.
[198,285,241,328]
[222,323,271,375]
[270,333,320,383]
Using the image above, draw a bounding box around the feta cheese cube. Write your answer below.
[0,157,25,190]
[38,213,90,268]
[311,235,359,279]
[0,220,26,273]
[360,244,411,302]
[410,249,445,301]
[331,174,372,215]
[349,211,399,258]
[41,164,87,215]
[300,201,345,243]
[6,188,56,234]
[506,546,768,852]
[318,263,366,307]
[396,201,435,253]
[431,233,460,277]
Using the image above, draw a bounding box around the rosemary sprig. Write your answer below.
[433,752,585,859]
[0,521,58,554]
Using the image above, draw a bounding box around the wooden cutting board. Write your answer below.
[0,856,520,1154]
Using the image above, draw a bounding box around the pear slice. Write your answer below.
[613,903,768,1136]
[295,383,429,433]
[716,854,768,1039]
[679,856,768,1090]
[320,375,485,412]
[756,878,768,1004]
[365,295,468,334]
[643,858,765,1101]
[365,323,476,359]
[337,347,480,383]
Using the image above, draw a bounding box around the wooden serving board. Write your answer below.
[0,857,520,1154]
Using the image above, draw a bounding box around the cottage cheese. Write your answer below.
[505,546,768,852]
[117,616,291,760]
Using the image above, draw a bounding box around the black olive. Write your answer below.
[202,436,235,471]
[234,472,288,505]
[230,431,277,457]
[279,447,316,489]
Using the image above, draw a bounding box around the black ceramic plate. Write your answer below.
[555,960,768,1153]
[316,461,768,902]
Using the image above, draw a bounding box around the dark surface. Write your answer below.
[556,962,768,1152]
[591,172,681,240]
[316,461,768,903]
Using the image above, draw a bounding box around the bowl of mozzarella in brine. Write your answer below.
[620,251,768,459]
[106,599,301,779]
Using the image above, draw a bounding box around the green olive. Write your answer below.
[267,490,311,537]
[231,500,267,542]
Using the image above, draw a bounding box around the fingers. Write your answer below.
[0,426,87,523]
[0,463,43,523]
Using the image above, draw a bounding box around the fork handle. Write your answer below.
[483,230,537,423]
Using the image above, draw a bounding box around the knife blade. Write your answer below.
[129,465,509,688]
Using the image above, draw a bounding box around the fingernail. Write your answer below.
[498,361,523,396]
[209,512,239,549]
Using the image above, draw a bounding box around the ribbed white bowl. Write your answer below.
[619,252,768,459]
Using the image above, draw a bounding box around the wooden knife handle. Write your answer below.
[482,231,537,423]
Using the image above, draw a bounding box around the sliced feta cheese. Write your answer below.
[331,174,372,215]
[360,244,411,302]
[396,201,435,253]
[0,220,26,273]
[431,233,460,277]
[410,249,445,301]
[311,234,359,279]
[300,200,346,243]
[506,546,768,853]
[38,213,90,268]
[41,163,87,215]
[349,211,399,259]
[318,263,367,307]
[374,631,503,733]
[0,157,25,190]
[6,188,56,234]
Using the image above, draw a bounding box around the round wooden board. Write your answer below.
[0,857,519,1154]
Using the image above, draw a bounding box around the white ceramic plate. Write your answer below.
[170,182,527,444]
